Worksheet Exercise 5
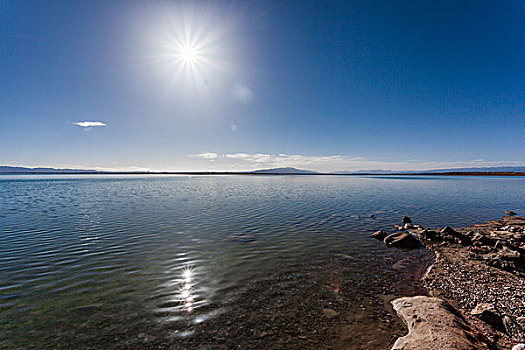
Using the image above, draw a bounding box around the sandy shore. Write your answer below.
[389,216,525,349]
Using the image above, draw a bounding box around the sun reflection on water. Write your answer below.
[179,266,195,313]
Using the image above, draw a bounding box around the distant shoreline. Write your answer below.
[1,171,524,176]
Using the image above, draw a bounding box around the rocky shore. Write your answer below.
[374,215,525,350]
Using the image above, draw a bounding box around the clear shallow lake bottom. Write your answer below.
[1,175,524,348]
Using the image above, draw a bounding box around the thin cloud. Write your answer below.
[188,152,524,172]
[191,152,218,160]
[225,153,272,162]
[418,160,521,168]
[74,121,106,128]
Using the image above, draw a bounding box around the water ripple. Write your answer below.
[0,175,524,348]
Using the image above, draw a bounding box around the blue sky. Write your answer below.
[1,0,524,171]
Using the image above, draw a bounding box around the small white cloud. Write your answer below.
[74,121,106,128]
[192,152,218,160]
[225,153,272,162]
[225,153,250,159]
[231,82,253,104]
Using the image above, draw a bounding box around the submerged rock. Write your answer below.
[384,232,422,250]
[391,296,492,350]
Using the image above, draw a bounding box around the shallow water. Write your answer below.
[1,175,524,348]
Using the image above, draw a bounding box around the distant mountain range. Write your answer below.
[1,165,524,175]
[252,166,525,174]
[421,166,525,173]
[0,166,98,173]
[251,167,319,174]
[338,166,525,174]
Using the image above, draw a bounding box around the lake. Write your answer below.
[1,175,524,349]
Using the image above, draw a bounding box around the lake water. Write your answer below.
[1,175,524,349]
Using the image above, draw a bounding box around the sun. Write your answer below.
[178,45,199,64]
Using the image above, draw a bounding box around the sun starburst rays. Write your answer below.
[128,1,250,108]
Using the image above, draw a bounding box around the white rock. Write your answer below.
[391,296,491,350]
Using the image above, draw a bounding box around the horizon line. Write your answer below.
[1,165,525,176]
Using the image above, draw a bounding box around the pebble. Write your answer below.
[322,308,339,319]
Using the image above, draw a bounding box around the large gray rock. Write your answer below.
[391,296,492,350]
[384,232,422,249]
